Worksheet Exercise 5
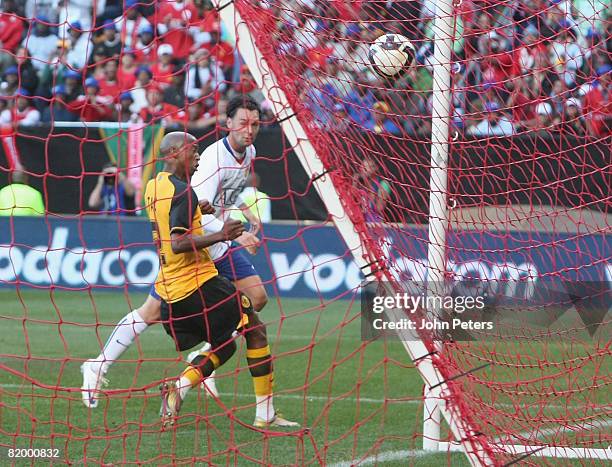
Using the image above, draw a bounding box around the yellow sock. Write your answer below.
[180,366,203,389]
[252,373,274,397]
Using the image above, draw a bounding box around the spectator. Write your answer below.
[24,0,59,23]
[0,1,25,70]
[515,25,548,76]
[184,48,226,100]
[365,101,402,135]
[130,66,153,112]
[98,60,122,99]
[583,65,611,136]
[478,32,514,86]
[0,89,41,127]
[88,162,136,216]
[133,24,157,63]
[549,79,569,116]
[14,46,40,96]
[38,39,73,95]
[345,79,377,127]
[354,158,391,222]
[318,55,354,100]
[336,25,372,77]
[229,65,264,103]
[98,20,123,58]
[0,96,8,117]
[58,0,105,34]
[528,50,559,98]
[506,76,535,127]
[61,69,83,103]
[185,98,206,128]
[41,85,78,122]
[549,24,583,87]
[153,0,198,60]
[162,67,187,108]
[230,173,272,224]
[533,101,556,128]
[557,97,587,135]
[89,45,110,80]
[22,15,59,71]
[199,26,234,74]
[150,43,176,86]
[192,0,222,51]
[114,0,152,48]
[468,102,515,136]
[186,96,228,129]
[329,103,351,132]
[0,66,20,99]
[138,84,186,125]
[115,92,138,122]
[117,48,137,89]
[0,169,44,216]
[67,77,113,121]
[65,21,92,69]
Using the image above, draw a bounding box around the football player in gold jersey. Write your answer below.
[144,131,245,427]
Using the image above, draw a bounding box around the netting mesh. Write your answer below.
[0,0,610,465]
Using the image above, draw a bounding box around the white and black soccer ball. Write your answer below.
[368,34,416,78]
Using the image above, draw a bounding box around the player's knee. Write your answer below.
[136,298,162,324]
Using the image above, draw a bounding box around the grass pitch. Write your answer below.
[0,289,607,465]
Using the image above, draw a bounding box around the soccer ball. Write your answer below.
[368,34,416,78]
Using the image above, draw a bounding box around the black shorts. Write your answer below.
[160,275,248,351]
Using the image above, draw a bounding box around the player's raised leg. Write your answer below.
[81,291,161,408]
[159,277,244,428]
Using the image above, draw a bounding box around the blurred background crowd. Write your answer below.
[0,0,276,130]
[0,0,610,137]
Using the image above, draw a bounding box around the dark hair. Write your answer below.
[226,95,260,119]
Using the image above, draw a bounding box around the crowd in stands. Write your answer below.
[0,0,273,130]
[0,0,610,138]
[272,0,610,137]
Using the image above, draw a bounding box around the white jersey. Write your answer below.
[191,137,256,260]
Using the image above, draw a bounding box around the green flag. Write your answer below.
[99,124,165,212]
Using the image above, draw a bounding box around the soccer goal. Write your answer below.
[216,0,611,465]
[0,0,609,465]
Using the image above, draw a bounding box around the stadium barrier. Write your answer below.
[0,126,608,221]
[0,216,609,299]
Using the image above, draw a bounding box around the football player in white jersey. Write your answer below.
[81,96,298,428]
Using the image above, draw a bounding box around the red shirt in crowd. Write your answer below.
[139,103,187,124]
[133,40,158,64]
[67,96,113,121]
[150,62,175,86]
[510,92,535,123]
[1,106,41,127]
[307,45,335,70]
[0,12,24,52]
[481,52,515,84]
[98,78,123,100]
[151,1,198,59]
[583,84,611,136]
[117,67,137,90]
[201,39,234,70]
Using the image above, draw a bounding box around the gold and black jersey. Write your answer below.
[144,172,218,303]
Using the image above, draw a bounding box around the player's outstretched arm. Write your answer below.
[170,219,244,254]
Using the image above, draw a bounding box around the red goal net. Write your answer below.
[0,0,610,465]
